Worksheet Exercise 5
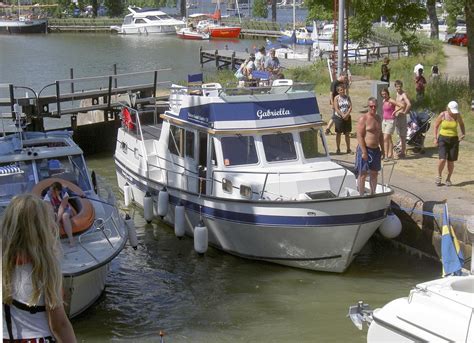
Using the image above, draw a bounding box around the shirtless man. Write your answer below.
[394,80,412,158]
[355,97,384,195]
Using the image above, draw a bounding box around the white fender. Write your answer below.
[174,201,185,238]
[379,212,402,239]
[124,183,131,207]
[125,214,138,250]
[158,187,169,217]
[143,192,154,223]
[194,220,208,254]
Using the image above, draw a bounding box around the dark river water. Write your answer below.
[0,32,441,342]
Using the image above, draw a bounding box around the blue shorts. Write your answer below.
[355,146,381,175]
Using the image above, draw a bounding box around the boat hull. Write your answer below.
[177,30,209,40]
[115,158,390,273]
[209,27,241,38]
[0,20,48,34]
[116,24,181,35]
[63,264,109,318]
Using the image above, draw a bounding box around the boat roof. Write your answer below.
[128,6,169,16]
[0,131,83,163]
[163,85,322,133]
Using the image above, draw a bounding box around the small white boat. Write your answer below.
[114,79,393,273]
[111,6,185,35]
[176,27,210,40]
[0,130,130,318]
[349,276,474,342]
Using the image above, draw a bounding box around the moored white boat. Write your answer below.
[176,26,210,40]
[110,6,185,35]
[0,131,129,318]
[114,79,393,273]
[349,276,474,342]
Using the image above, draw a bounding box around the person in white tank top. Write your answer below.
[2,194,76,342]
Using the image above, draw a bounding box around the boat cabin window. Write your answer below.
[135,19,146,24]
[169,125,194,159]
[185,130,195,159]
[0,161,35,203]
[123,16,133,25]
[262,133,297,162]
[146,16,158,21]
[221,136,258,166]
[299,129,326,158]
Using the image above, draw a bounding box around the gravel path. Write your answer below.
[442,44,468,79]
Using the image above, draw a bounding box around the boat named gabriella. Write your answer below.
[114,79,393,273]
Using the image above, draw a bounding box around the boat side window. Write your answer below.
[169,125,195,159]
[185,130,195,159]
[221,136,258,166]
[0,161,35,202]
[299,129,326,159]
[169,125,184,157]
[135,19,146,24]
[262,133,297,162]
[123,16,133,25]
[146,16,158,21]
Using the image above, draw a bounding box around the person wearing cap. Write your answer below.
[433,101,466,186]
[255,46,266,71]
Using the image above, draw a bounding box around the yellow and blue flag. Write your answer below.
[441,203,464,276]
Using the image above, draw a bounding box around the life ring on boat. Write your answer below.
[32,178,95,237]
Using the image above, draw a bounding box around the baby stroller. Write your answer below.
[394,110,436,154]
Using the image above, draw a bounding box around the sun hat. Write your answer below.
[447,101,459,114]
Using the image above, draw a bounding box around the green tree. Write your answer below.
[253,0,268,19]
[105,0,124,17]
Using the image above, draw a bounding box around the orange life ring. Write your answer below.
[32,178,95,237]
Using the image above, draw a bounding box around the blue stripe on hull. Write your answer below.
[116,163,387,227]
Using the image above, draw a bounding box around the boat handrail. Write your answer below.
[77,207,123,263]
[210,165,354,199]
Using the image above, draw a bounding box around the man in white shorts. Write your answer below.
[394,80,411,158]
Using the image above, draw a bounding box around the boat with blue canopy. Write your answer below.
[114,79,393,273]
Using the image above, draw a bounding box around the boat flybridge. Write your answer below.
[110,6,185,34]
[114,80,393,273]
[0,130,130,317]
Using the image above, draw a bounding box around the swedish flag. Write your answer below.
[441,203,464,276]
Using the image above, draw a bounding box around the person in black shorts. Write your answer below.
[333,84,352,154]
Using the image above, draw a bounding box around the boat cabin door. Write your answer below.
[198,132,215,195]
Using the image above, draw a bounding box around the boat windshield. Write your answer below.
[36,155,91,191]
[0,161,35,204]
[221,136,258,166]
[262,133,297,162]
[299,129,327,158]
[123,15,133,25]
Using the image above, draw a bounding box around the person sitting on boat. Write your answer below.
[43,182,74,246]
[264,49,284,80]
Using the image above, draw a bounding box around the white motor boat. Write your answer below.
[0,131,130,318]
[110,6,185,35]
[114,80,393,273]
[349,275,474,342]
[176,26,210,40]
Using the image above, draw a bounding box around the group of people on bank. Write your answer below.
[234,46,284,84]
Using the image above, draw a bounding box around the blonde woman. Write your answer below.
[2,194,76,342]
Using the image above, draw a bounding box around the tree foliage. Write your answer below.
[306,0,426,49]
[253,0,268,19]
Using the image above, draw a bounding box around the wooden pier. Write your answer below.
[199,47,314,70]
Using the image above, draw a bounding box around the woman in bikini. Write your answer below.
[380,88,403,160]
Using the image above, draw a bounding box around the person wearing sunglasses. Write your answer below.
[355,97,384,195]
